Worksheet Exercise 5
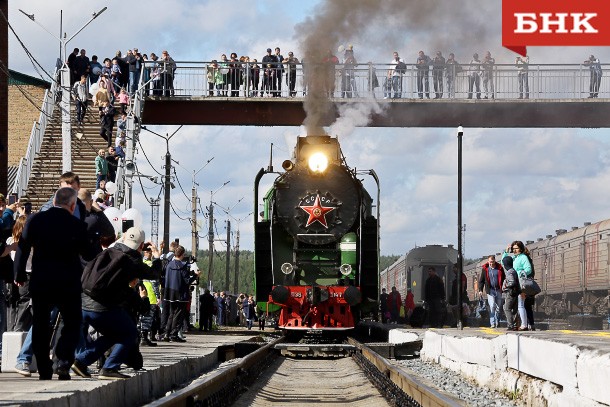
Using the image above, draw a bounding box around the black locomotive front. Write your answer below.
[254,135,379,330]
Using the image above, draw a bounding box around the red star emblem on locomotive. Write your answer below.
[299,194,335,228]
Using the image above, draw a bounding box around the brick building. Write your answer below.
[7,70,51,189]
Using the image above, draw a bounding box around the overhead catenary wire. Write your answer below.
[170,201,190,221]
[136,138,164,177]
[172,166,193,203]
[0,8,55,82]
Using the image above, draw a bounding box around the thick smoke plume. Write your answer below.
[296,0,497,134]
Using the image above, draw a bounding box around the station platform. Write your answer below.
[376,324,610,407]
[0,328,260,407]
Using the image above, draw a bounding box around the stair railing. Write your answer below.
[11,69,60,197]
[115,64,147,209]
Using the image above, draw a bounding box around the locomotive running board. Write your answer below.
[274,343,357,358]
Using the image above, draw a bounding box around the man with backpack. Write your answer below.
[72,227,161,380]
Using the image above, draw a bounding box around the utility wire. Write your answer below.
[172,166,193,202]
[170,201,190,221]
[0,8,54,82]
[136,138,164,176]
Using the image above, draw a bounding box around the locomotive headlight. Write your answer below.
[340,264,352,276]
[281,262,294,275]
[308,152,328,173]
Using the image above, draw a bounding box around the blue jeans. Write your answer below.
[75,308,138,370]
[517,294,527,328]
[96,173,106,189]
[486,289,503,326]
[16,327,33,364]
[129,71,140,94]
[391,76,401,98]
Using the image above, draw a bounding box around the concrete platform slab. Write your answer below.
[421,328,610,406]
[387,328,421,344]
[0,328,260,406]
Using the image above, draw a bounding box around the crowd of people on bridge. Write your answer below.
[0,169,263,381]
[201,47,603,100]
[66,45,604,108]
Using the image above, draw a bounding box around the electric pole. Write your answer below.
[207,200,214,289]
[225,220,231,292]
[206,181,230,290]
[139,125,182,255]
[233,229,240,294]
[163,149,171,254]
[191,184,197,257]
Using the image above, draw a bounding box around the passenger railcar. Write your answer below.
[380,245,458,303]
[254,135,379,330]
[462,219,610,318]
[527,221,610,317]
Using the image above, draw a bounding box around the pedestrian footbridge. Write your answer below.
[138,61,610,128]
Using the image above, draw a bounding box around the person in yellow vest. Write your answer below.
[139,244,161,345]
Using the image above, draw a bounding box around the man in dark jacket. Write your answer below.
[379,288,389,323]
[479,255,505,328]
[163,246,199,342]
[450,264,469,328]
[72,227,161,380]
[78,188,115,257]
[387,286,402,324]
[198,289,215,332]
[14,187,95,380]
[424,267,445,328]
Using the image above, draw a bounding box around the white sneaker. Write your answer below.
[15,362,31,377]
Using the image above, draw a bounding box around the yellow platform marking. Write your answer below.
[477,327,505,336]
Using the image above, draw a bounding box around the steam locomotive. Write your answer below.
[254,135,379,330]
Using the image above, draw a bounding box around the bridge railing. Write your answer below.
[140,61,607,100]
[11,69,60,197]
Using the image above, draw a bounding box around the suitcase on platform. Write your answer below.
[1,332,37,373]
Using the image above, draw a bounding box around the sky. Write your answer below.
[6,0,610,260]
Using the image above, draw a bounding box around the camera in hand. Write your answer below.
[122,219,134,233]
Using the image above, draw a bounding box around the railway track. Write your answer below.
[146,336,465,407]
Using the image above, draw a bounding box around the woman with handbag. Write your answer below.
[502,240,534,331]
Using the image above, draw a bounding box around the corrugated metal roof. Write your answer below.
[8,69,51,88]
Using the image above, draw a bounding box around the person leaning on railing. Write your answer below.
[516,55,529,99]
[282,52,300,97]
[584,54,602,98]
